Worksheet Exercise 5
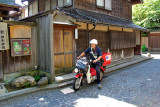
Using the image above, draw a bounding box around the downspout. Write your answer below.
[88,23,96,47]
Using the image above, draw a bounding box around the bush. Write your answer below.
[142,45,147,52]
[33,74,41,82]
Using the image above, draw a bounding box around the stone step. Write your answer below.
[55,56,153,84]
[106,56,144,68]
[55,73,75,83]
[106,57,153,73]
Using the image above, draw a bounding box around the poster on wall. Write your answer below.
[0,22,10,50]
[11,39,31,56]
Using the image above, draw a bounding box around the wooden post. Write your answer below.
[0,52,3,82]
[49,14,55,82]
[140,31,142,55]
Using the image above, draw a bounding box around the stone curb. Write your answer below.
[0,80,73,101]
[0,57,153,101]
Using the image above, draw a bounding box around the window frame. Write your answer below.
[96,0,112,11]
[58,0,73,8]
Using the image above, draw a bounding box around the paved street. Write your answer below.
[1,54,160,107]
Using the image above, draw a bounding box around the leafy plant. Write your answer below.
[4,80,9,85]
[24,82,31,88]
[33,74,41,82]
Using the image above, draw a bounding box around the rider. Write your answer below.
[77,39,102,89]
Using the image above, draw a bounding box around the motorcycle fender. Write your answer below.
[100,67,105,73]
[75,74,82,78]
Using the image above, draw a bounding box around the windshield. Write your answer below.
[76,57,88,70]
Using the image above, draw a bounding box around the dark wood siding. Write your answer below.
[76,30,88,55]
[38,0,45,12]
[76,29,136,61]
[90,30,110,52]
[29,0,132,20]
[74,0,132,20]
[76,30,110,56]
[110,31,136,49]
[124,48,134,58]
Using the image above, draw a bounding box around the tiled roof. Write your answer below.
[148,27,160,32]
[0,0,21,7]
[59,8,147,31]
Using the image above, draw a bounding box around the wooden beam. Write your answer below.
[3,20,37,27]
[0,4,20,8]
[0,6,17,11]
[0,52,3,81]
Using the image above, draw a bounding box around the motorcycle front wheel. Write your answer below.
[73,78,82,91]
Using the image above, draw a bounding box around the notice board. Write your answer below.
[11,39,31,56]
[0,22,9,50]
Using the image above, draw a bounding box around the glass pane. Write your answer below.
[58,0,63,7]
[64,0,72,6]
[97,0,104,7]
[105,0,112,10]
[54,29,64,53]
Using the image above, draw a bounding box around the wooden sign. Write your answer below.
[10,26,31,38]
[11,39,31,56]
[0,22,9,50]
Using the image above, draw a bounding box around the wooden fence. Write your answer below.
[149,34,160,50]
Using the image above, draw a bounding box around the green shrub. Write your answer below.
[33,74,41,82]
[23,82,31,88]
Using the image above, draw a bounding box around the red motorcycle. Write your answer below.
[73,53,111,91]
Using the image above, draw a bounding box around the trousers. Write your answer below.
[92,62,101,84]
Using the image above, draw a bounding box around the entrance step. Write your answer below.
[106,57,153,73]
[106,55,145,69]
[55,56,153,84]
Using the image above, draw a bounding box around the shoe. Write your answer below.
[97,83,102,89]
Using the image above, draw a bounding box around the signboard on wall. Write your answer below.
[0,22,9,50]
[11,39,31,56]
[10,26,32,38]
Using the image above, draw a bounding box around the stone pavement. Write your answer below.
[1,54,160,107]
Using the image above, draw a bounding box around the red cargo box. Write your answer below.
[102,52,112,66]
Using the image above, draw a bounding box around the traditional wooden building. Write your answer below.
[0,0,20,20]
[0,0,147,83]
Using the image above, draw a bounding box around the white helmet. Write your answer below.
[90,39,98,45]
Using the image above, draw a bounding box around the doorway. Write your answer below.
[54,24,75,75]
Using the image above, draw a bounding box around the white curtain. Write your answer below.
[97,0,104,7]
[105,0,112,10]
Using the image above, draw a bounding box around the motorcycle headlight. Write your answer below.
[74,68,78,73]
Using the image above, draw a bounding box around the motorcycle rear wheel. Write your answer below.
[73,78,81,91]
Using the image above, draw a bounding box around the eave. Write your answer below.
[131,0,143,5]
